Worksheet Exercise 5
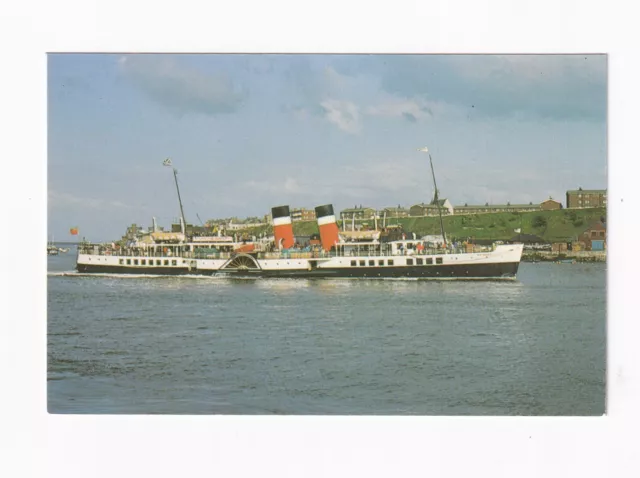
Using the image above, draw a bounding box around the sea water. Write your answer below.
[47,251,606,415]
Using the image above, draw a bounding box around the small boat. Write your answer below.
[47,236,60,255]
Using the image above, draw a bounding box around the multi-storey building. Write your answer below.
[380,206,410,218]
[453,202,541,215]
[291,208,317,222]
[409,199,454,216]
[339,206,377,221]
[566,188,607,209]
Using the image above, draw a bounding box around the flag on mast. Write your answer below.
[163,158,173,167]
[418,147,429,153]
[70,227,79,235]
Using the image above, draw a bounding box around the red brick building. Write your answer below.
[579,220,607,250]
[566,188,607,209]
[540,198,563,210]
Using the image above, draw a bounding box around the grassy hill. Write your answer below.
[233,208,606,243]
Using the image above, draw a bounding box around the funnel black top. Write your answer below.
[271,205,291,219]
[315,204,335,218]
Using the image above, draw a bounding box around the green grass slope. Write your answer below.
[231,208,605,243]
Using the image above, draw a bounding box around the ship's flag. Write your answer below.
[163,158,173,167]
[70,227,79,235]
[417,147,429,152]
[514,228,521,233]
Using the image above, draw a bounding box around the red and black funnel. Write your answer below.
[271,205,295,249]
[315,204,340,252]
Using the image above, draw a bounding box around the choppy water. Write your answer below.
[47,250,606,415]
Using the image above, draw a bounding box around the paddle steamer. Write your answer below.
[75,150,523,279]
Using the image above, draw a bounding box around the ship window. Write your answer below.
[388,259,394,266]
[126,259,131,265]
[369,260,375,266]
[426,258,433,264]
[378,260,384,266]
[416,258,423,265]
[134,259,139,265]
[141,259,146,265]
[359,260,365,266]
[119,259,124,265]
[156,260,161,265]
[164,260,169,266]
[172,260,177,266]
[407,259,414,265]
[436,257,443,264]
[351,260,357,266]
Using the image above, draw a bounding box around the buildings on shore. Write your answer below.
[336,187,603,222]
[198,187,605,232]
[291,207,316,222]
[566,188,607,209]
[338,196,564,221]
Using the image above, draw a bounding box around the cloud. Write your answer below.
[341,160,422,192]
[281,58,374,133]
[243,176,304,194]
[366,96,434,123]
[333,54,607,121]
[118,55,246,116]
[49,190,130,210]
[320,99,361,133]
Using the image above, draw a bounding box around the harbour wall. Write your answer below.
[522,251,606,262]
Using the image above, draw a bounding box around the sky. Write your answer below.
[48,54,607,241]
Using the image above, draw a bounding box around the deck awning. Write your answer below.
[150,232,186,242]
[339,231,381,241]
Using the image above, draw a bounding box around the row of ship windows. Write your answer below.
[350,257,443,267]
[119,258,178,266]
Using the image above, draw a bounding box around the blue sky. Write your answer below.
[48,54,607,241]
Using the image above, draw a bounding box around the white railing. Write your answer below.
[78,243,490,260]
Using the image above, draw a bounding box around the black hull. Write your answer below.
[76,262,520,280]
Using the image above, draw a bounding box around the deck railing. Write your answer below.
[78,243,489,259]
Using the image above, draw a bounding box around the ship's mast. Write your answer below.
[164,158,187,233]
[419,147,447,245]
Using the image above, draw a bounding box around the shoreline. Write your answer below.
[522,251,606,263]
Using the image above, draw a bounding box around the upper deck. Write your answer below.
[77,238,497,261]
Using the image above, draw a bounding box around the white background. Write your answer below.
[1,1,638,477]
